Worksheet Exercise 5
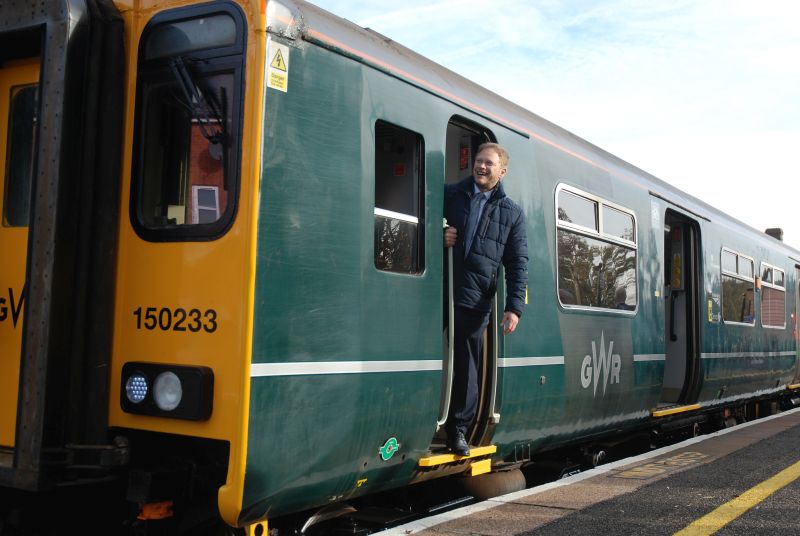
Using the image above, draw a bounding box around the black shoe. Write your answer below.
[447,430,470,456]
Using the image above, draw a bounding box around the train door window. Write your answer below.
[556,185,637,311]
[3,84,37,227]
[760,263,786,329]
[374,120,424,274]
[720,248,755,325]
[445,117,495,185]
[131,4,245,241]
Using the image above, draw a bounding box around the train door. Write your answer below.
[794,266,800,383]
[0,59,38,450]
[659,210,701,405]
[434,117,498,449]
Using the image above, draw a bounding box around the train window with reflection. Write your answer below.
[720,248,755,325]
[760,262,785,329]
[131,4,245,241]
[3,84,38,227]
[374,120,424,275]
[556,185,637,311]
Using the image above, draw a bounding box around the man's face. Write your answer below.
[473,149,506,192]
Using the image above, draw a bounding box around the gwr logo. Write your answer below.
[580,331,621,397]
[0,287,25,328]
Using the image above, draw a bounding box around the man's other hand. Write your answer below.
[501,311,519,335]
[444,226,457,248]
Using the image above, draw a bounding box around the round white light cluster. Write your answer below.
[125,373,149,404]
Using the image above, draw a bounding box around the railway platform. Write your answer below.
[381,407,800,535]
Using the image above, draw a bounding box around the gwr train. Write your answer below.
[1,0,798,534]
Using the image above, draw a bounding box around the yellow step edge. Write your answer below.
[418,445,497,467]
[651,403,701,418]
[788,383,800,390]
[469,458,491,477]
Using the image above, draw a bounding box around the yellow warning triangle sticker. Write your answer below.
[270,49,287,72]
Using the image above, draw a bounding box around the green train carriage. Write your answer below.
[1,0,798,533]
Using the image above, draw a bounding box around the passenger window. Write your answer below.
[131,5,245,241]
[3,84,37,227]
[557,190,597,231]
[602,205,634,242]
[556,185,637,311]
[721,248,755,324]
[761,263,785,329]
[722,250,737,274]
[738,258,754,279]
[761,266,773,284]
[374,120,424,274]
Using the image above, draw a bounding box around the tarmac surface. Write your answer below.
[381,407,800,535]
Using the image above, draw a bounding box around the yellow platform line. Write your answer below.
[418,445,496,467]
[651,404,701,418]
[674,459,800,536]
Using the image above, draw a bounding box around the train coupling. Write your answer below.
[40,436,130,481]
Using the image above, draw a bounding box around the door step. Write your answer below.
[418,445,496,468]
[651,403,701,418]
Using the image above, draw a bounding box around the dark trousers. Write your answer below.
[448,306,491,435]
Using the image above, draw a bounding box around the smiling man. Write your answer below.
[443,143,529,456]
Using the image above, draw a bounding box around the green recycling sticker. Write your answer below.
[379,437,400,461]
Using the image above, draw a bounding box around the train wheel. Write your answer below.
[459,468,526,500]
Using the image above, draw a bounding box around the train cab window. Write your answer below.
[761,263,786,329]
[556,185,637,311]
[3,84,37,227]
[374,120,424,274]
[721,248,755,324]
[131,4,245,241]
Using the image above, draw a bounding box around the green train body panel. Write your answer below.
[245,41,449,520]
[241,5,799,523]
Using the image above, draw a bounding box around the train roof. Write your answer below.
[270,0,800,259]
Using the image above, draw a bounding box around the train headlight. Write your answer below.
[121,362,214,421]
[153,371,182,411]
[125,373,149,404]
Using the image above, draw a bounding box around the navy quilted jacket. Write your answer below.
[444,177,529,316]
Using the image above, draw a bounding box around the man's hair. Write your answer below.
[477,142,510,168]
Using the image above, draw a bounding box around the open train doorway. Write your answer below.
[659,210,701,405]
[433,117,498,452]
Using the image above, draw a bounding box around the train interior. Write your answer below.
[659,209,701,406]
[429,118,498,453]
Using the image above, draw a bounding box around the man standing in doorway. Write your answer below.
[444,142,528,456]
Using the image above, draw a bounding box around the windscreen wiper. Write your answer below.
[169,56,229,187]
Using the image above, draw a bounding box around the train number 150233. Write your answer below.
[133,306,218,333]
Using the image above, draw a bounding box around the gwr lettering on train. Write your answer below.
[0,286,25,328]
[580,331,622,397]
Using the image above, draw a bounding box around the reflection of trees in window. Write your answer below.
[556,186,637,311]
[721,249,755,324]
[722,276,754,323]
[375,216,416,272]
[557,230,636,309]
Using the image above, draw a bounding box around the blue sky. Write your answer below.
[312,0,800,249]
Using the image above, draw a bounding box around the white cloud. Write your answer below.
[312,0,800,247]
